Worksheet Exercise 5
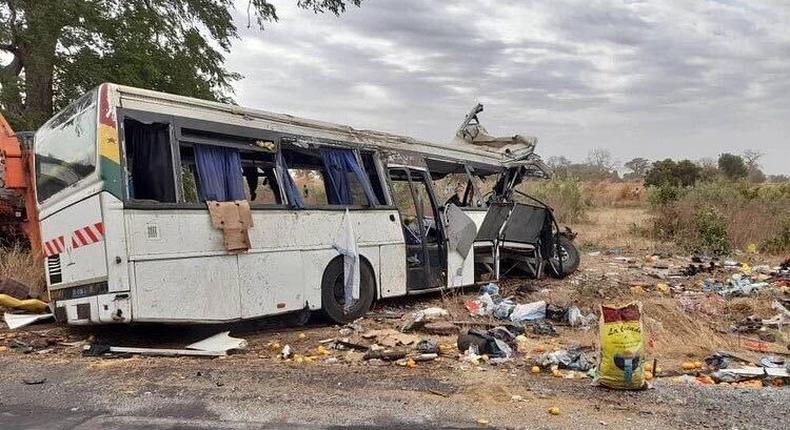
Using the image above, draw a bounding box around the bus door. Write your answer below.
[388,167,446,290]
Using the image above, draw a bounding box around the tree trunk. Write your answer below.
[20,45,56,128]
[16,2,63,129]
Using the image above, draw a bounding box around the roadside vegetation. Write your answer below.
[0,243,44,297]
[538,148,789,255]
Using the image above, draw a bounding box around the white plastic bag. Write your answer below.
[509,300,547,322]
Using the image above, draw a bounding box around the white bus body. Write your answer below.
[36,84,536,325]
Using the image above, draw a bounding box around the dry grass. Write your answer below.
[582,181,646,208]
[642,298,735,357]
[567,207,658,252]
[0,245,45,298]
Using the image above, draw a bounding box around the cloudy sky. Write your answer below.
[227,0,790,174]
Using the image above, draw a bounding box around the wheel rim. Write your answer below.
[552,245,570,263]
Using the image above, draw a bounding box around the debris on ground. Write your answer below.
[416,339,439,354]
[400,307,449,332]
[4,312,54,330]
[457,328,514,359]
[362,329,420,347]
[22,377,46,385]
[535,346,596,371]
[0,294,48,313]
[510,300,547,323]
[0,277,32,300]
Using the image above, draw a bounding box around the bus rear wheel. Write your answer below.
[321,257,375,324]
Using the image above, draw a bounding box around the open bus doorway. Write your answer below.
[388,167,446,291]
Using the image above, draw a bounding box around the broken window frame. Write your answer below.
[424,157,497,210]
[279,143,381,209]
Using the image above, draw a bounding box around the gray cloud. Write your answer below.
[227,0,790,174]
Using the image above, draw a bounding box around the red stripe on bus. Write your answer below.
[74,229,89,246]
[83,226,99,243]
[52,238,62,254]
[72,237,80,249]
[57,236,66,249]
[94,222,104,236]
[44,242,55,257]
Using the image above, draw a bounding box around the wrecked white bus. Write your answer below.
[35,84,577,326]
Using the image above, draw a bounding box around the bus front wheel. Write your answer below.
[321,257,376,324]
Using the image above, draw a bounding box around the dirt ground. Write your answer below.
[1,207,788,429]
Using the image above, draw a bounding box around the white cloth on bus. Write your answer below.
[333,209,360,311]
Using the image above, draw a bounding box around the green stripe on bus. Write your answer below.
[100,156,123,199]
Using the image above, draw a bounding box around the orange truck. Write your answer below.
[0,113,40,255]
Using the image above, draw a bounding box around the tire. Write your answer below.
[547,235,580,278]
[321,257,376,324]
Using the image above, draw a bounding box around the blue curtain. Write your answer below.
[277,151,305,208]
[320,148,379,206]
[193,144,245,202]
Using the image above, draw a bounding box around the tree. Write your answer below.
[577,148,620,181]
[696,157,720,182]
[741,149,765,183]
[546,156,572,170]
[674,160,701,187]
[546,156,572,178]
[767,174,790,183]
[0,1,361,130]
[741,149,763,170]
[623,157,650,180]
[644,159,676,186]
[717,153,748,180]
[586,148,616,171]
[644,159,701,187]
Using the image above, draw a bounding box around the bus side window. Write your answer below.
[281,145,380,207]
[124,119,176,203]
[178,144,200,204]
[361,152,387,205]
[240,150,281,205]
[281,147,331,206]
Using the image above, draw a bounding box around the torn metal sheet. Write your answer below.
[4,312,54,330]
[186,331,248,352]
[84,331,247,357]
[445,204,477,257]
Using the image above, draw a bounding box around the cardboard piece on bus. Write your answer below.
[208,200,253,229]
[207,200,253,252]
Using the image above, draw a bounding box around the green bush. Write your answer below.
[647,183,685,206]
[649,180,790,254]
[762,216,790,254]
[521,178,588,223]
[693,207,730,255]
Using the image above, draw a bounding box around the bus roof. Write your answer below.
[110,84,540,170]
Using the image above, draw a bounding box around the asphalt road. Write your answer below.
[0,407,478,430]
[1,354,788,430]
